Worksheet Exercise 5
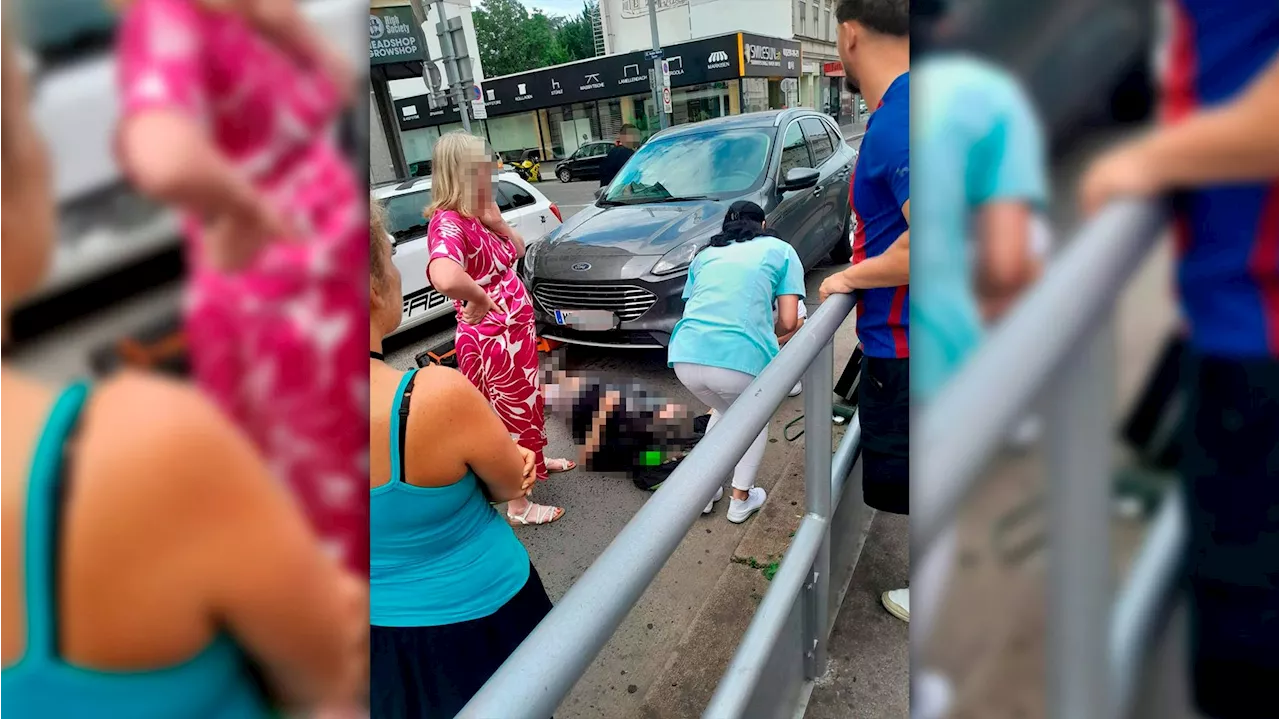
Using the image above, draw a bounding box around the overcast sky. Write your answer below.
[523,0,591,18]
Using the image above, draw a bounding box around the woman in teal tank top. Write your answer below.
[1,36,364,717]
[369,204,552,717]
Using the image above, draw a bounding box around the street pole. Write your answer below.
[647,0,668,130]
[412,0,471,133]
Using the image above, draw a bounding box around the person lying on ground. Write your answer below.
[543,370,709,491]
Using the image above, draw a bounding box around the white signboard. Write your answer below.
[662,86,672,113]
[471,84,488,120]
[661,59,671,89]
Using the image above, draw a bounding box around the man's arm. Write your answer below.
[1082,59,1278,212]
[820,201,910,299]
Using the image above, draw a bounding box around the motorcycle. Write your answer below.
[512,150,542,183]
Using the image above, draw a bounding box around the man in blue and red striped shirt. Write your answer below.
[819,0,911,622]
[1081,1,1276,715]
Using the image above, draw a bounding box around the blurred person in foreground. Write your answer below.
[369,202,552,718]
[909,0,1052,714]
[599,123,642,187]
[818,0,912,619]
[1,35,365,717]
[1080,1,1277,715]
[427,131,576,527]
[113,0,367,573]
[668,201,805,522]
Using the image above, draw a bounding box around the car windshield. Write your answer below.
[382,189,434,241]
[602,129,771,204]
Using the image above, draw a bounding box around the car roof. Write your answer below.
[371,171,529,200]
[649,109,827,141]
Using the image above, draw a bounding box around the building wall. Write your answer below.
[601,0,790,54]
[599,0,837,112]
[374,0,486,102]
[369,92,399,184]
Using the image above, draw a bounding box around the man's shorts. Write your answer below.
[859,355,909,515]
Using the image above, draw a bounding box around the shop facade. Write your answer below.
[392,31,802,173]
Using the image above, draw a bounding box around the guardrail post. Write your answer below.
[801,342,835,679]
[1045,322,1113,719]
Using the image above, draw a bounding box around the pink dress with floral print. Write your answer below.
[117,0,367,573]
[427,211,548,482]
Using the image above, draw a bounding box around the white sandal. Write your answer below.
[507,502,565,526]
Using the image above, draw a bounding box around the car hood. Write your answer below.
[544,200,726,256]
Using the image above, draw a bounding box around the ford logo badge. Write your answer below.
[571,262,591,271]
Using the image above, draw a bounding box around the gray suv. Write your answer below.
[524,109,857,349]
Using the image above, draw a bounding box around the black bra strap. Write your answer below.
[396,372,418,483]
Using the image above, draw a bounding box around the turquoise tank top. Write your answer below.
[1,383,273,719]
[370,369,530,627]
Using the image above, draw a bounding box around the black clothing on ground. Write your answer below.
[859,355,909,515]
[1179,353,1277,719]
[598,145,634,187]
[369,563,553,719]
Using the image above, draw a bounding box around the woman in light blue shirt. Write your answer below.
[669,201,806,523]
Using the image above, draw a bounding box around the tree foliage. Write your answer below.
[473,0,599,78]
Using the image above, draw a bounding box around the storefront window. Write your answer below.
[671,82,732,126]
[486,113,541,162]
[741,78,793,114]
[546,102,603,160]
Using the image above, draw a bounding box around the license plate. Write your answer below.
[553,309,618,331]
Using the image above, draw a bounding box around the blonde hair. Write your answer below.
[426,131,488,219]
[370,197,389,282]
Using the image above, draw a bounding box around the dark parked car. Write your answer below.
[524,109,857,349]
[555,140,617,183]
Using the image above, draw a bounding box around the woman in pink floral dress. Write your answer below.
[115,0,367,571]
[426,132,574,526]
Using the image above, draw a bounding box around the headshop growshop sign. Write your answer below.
[370,7,425,65]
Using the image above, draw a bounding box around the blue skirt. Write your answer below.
[370,563,553,718]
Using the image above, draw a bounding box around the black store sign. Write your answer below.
[740,32,803,78]
[396,32,798,131]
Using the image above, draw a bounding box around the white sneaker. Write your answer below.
[726,487,767,523]
[789,381,803,397]
[912,670,953,719]
[1008,415,1042,449]
[881,587,910,622]
[703,486,724,515]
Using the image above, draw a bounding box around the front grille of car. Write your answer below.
[533,282,658,322]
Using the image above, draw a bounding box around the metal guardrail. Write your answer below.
[913,199,1186,719]
[458,292,860,719]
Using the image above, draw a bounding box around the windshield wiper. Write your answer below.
[393,223,429,239]
[623,195,709,205]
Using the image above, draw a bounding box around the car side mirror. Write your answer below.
[779,167,820,193]
[594,187,605,200]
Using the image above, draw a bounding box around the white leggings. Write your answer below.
[673,363,766,492]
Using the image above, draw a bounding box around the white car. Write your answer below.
[18,0,365,306]
[373,172,563,336]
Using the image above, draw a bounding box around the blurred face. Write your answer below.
[1,45,57,318]
[836,21,863,94]
[470,159,494,209]
[371,234,403,337]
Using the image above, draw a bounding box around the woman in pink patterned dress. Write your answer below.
[426,132,574,526]
[114,0,367,572]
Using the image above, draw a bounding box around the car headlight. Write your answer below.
[523,239,543,280]
[652,240,704,276]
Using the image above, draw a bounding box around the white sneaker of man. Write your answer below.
[881,587,909,622]
[912,670,954,719]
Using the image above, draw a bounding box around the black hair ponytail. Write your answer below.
[703,200,771,250]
